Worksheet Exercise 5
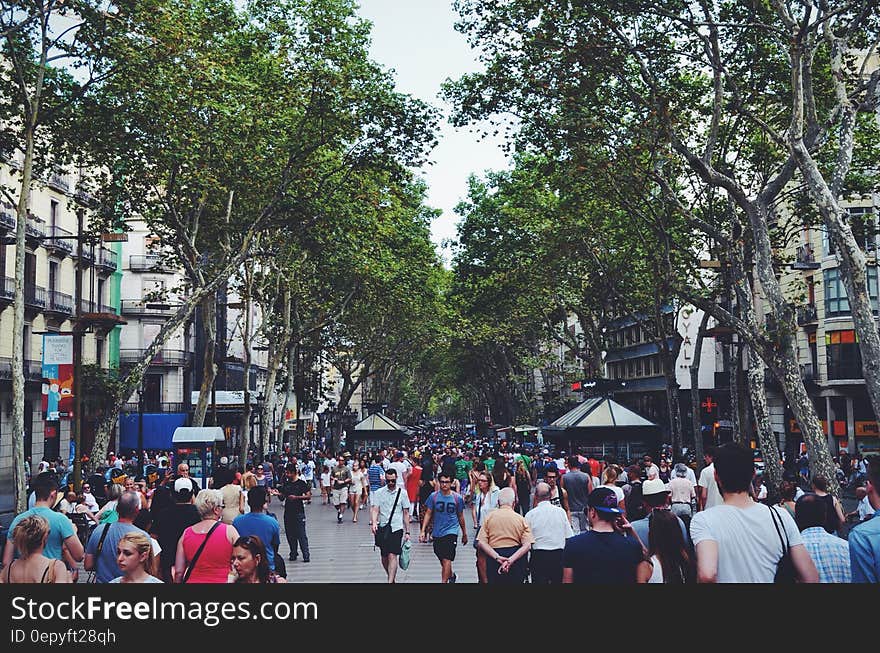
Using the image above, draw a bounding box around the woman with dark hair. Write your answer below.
[777,481,798,519]
[810,475,846,535]
[491,456,516,505]
[231,535,286,584]
[647,509,695,584]
[514,460,531,515]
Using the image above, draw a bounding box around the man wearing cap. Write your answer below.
[562,487,652,584]
[629,478,690,550]
[525,482,573,583]
[150,477,200,583]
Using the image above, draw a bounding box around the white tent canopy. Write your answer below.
[353,413,405,432]
[547,397,657,430]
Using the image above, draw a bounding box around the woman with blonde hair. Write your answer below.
[110,532,163,583]
[601,466,626,512]
[174,489,239,583]
[1,515,70,583]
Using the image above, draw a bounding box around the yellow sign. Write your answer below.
[855,421,880,437]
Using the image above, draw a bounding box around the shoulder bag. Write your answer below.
[769,505,796,583]
[374,489,401,549]
[182,521,222,583]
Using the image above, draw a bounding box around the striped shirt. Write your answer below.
[801,527,851,583]
[367,464,385,491]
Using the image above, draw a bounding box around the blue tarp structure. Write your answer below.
[119,412,188,451]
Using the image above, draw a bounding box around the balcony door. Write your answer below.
[143,374,162,412]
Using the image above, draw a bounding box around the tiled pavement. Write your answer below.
[270,497,479,583]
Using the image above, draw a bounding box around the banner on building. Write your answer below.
[41,334,74,420]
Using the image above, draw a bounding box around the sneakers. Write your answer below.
[448,573,457,584]
[337,512,343,524]
[303,558,310,563]
[289,553,297,561]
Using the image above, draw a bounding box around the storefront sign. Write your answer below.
[41,334,74,420]
[855,421,880,437]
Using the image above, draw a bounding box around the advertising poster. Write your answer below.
[41,334,74,419]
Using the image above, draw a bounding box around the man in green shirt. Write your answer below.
[454,454,473,499]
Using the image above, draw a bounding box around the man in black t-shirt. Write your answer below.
[272,464,311,562]
[562,487,651,584]
[150,478,200,583]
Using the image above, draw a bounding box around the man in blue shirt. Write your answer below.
[419,470,467,583]
[3,472,83,571]
[849,455,880,582]
[234,486,281,573]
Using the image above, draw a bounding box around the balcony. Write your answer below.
[73,246,94,265]
[47,172,70,193]
[827,363,864,381]
[797,303,818,325]
[0,277,13,305]
[43,225,74,256]
[793,244,820,270]
[129,254,175,273]
[120,299,176,318]
[25,217,46,244]
[24,284,46,311]
[0,209,14,232]
[122,401,188,414]
[74,187,96,207]
[119,349,191,367]
[45,290,74,319]
[0,357,47,383]
[95,247,118,273]
[78,299,116,315]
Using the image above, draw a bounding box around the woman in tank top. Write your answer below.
[811,475,845,534]
[2,515,69,584]
[174,489,239,583]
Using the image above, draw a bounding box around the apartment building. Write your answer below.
[0,158,122,512]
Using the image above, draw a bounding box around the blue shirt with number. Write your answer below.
[426,491,464,538]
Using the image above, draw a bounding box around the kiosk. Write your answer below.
[171,427,226,490]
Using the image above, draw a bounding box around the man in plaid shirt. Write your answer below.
[796,493,851,583]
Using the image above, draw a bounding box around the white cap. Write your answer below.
[219,456,229,466]
[174,478,194,493]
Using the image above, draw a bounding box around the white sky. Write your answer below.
[356,0,511,263]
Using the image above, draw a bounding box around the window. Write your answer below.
[824,267,879,316]
[823,207,877,256]
[826,330,863,380]
[48,261,58,293]
[95,338,104,366]
[50,200,58,228]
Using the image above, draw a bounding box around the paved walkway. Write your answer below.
[269,496,479,583]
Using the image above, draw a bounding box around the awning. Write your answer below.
[545,397,657,430]
[353,412,405,432]
[190,390,257,406]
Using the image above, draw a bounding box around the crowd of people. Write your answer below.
[2,435,879,584]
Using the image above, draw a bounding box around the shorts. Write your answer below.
[432,534,458,562]
[376,529,404,557]
[349,487,362,497]
[331,488,348,506]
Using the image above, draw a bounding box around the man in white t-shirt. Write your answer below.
[690,443,818,583]
[697,449,723,511]
[388,451,409,485]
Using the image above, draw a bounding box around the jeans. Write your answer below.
[284,511,310,560]
[671,503,693,520]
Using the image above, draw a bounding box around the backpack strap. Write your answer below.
[95,523,112,557]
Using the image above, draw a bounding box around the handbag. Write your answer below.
[399,538,412,570]
[374,489,401,548]
[769,505,796,583]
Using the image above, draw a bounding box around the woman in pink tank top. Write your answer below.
[174,489,239,583]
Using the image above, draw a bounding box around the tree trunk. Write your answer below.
[660,335,683,455]
[729,342,742,444]
[747,346,783,493]
[260,288,292,462]
[192,293,217,427]
[273,342,296,454]
[690,311,710,475]
[11,126,37,513]
[238,268,253,469]
[88,253,248,474]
